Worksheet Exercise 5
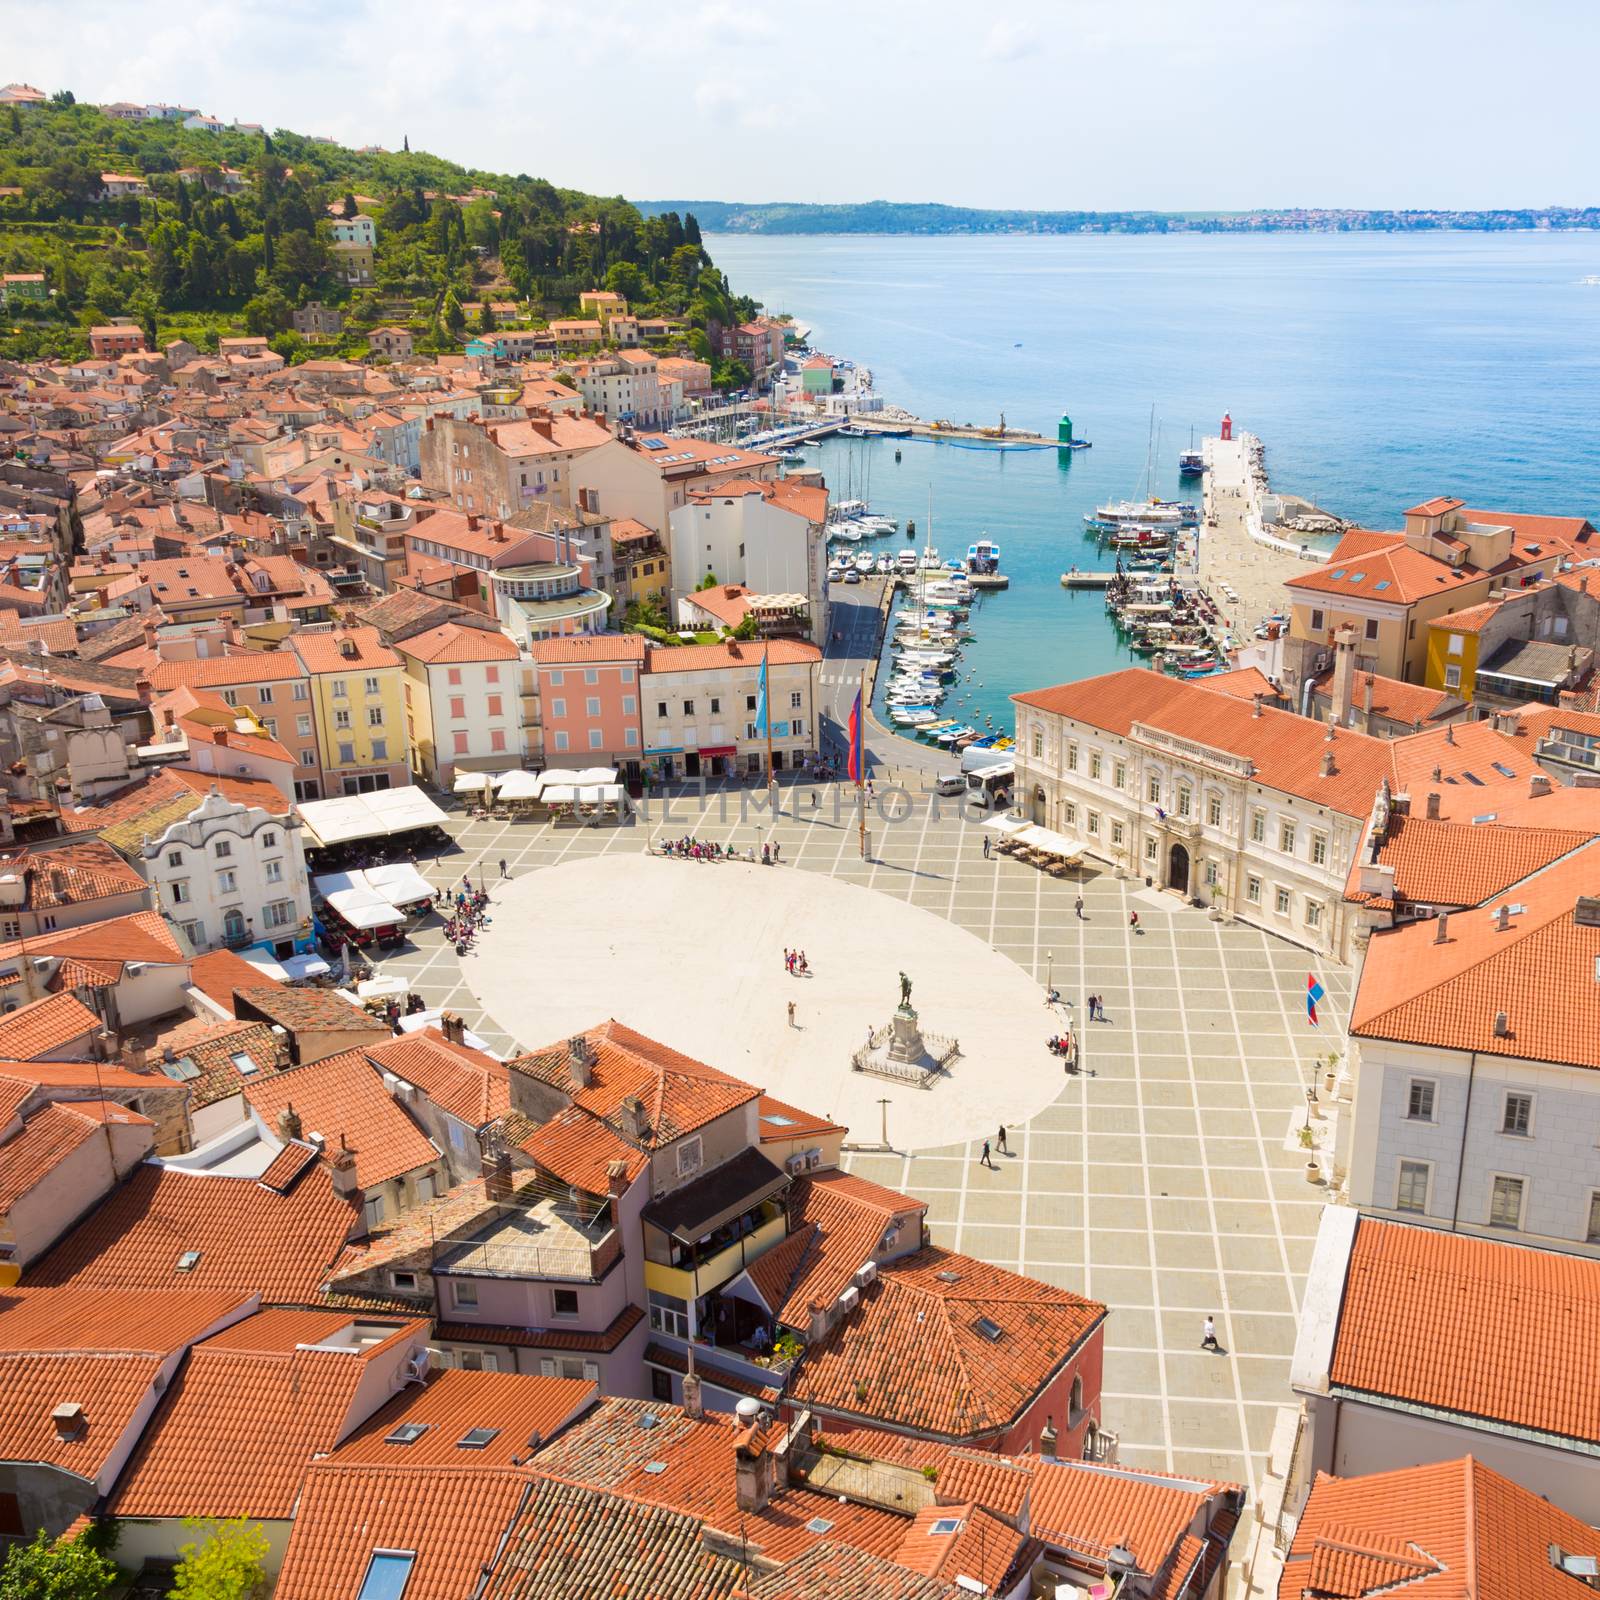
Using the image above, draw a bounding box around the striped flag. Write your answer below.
[847,689,864,784]
[754,650,769,736]
[1307,973,1326,1027]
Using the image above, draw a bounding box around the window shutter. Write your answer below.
[582,1361,600,1385]
[539,1358,557,1378]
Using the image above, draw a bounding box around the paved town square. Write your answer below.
[375,780,1354,1492]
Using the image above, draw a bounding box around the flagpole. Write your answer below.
[857,663,867,859]
[763,642,773,787]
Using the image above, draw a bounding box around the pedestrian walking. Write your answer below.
[1089,994,1101,1021]
[996,1124,1008,1155]
[787,1000,796,1028]
[1201,1315,1220,1352]
[499,858,508,879]
[1074,895,1084,919]
[983,834,991,860]
[980,1139,995,1170]
[798,951,809,976]
[1129,911,1140,932]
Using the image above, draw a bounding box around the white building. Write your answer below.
[669,479,830,636]
[574,350,664,429]
[329,213,377,249]
[141,789,313,960]
[393,620,528,787]
[1346,840,1600,1251]
[644,639,820,780]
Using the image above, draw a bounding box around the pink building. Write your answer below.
[527,635,646,781]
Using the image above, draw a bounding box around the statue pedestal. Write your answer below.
[886,1003,926,1064]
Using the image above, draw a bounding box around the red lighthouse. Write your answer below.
[1220,412,1233,441]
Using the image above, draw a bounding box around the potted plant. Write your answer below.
[1299,1126,1320,1184]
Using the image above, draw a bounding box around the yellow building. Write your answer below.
[1424,603,1492,698]
[1285,503,1562,693]
[290,625,410,794]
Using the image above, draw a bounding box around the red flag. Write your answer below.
[847,689,863,784]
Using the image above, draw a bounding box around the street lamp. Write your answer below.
[1045,950,1054,994]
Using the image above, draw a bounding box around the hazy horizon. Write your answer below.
[12,0,1600,212]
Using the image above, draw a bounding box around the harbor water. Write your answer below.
[712,231,1600,730]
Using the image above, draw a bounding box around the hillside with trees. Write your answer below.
[0,93,755,365]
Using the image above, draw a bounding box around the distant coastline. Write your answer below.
[636,199,1600,236]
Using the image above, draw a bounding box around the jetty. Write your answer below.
[1059,572,1120,589]
[849,415,1087,450]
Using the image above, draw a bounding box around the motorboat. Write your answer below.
[895,550,919,575]
[1087,498,1198,530]
[875,555,892,574]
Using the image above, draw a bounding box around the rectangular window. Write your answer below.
[1250,809,1265,843]
[339,742,356,764]
[490,729,506,752]
[1397,1160,1430,1214]
[790,691,802,710]
[1502,1093,1532,1137]
[449,696,466,719]
[1306,900,1322,928]
[1089,752,1102,780]
[622,695,636,715]
[1147,774,1161,803]
[1066,743,1078,772]
[1447,634,1464,658]
[1111,820,1124,846]
[222,689,238,708]
[1207,796,1222,826]
[1280,822,1296,854]
[550,699,565,718]
[586,697,600,716]
[332,678,348,699]
[1311,833,1328,866]
[356,1552,415,1600]
[1176,786,1192,818]
[1588,1193,1600,1245]
[588,729,602,749]
[1113,760,1126,789]
[1489,1174,1525,1229]
[552,1288,580,1318]
[1444,665,1462,690]
[371,739,387,761]
[453,1279,479,1309]
[363,675,380,696]
[486,665,500,683]
[217,870,236,894]
[683,700,695,716]
[648,1290,689,1338]
[368,706,384,727]
[1087,810,1100,836]
[553,731,568,751]
[214,840,232,859]
[1065,804,1078,827]
[710,698,721,715]
[486,695,502,718]
[447,667,462,687]
[584,669,599,685]
[453,731,469,755]
[265,859,283,884]
[297,715,312,736]
[292,681,308,701]
[1310,608,1325,631]
[1275,887,1290,914]
[1204,860,1218,887]
[1364,618,1379,641]
[1407,1080,1435,1122]
[335,708,352,729]
[1143,835,1156,861]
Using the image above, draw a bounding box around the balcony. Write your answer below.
[643,1209,787,1303]
[435,1193,620,1284]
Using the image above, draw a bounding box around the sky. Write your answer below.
[10,0,1600,211]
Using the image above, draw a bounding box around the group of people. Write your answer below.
[440,880,492,954]
[1046,1029,1078,1068]
[783,949,811,977]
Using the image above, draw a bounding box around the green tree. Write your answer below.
[242,285,292,336]
[341,192,358,218]
[170,1519,269,1600]
[604,260,645,303]
[0,1530,116,1600]
[442,290,465,334]
[477,298,495,333]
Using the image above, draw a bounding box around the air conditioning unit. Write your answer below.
[786,1152,808,1176]
[837,1286,860,1314]
[854,1261,877,1290]
[405,1350,430,1382]
[803,1148,822,1171]
[126,961,147,977]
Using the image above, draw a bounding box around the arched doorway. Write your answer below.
[1167,842,1190,894]
[1032,785,1047,825]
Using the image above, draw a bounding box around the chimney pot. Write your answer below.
[1425,792,1441,820]
[1493,1010,1510,1038]
[1530,773,1552,798]
[51,1403,86,1441]
[1444,724,1455,745]
[567,1035,593,1087]
[1434,911,1450,944]
[330,1142,361,1201]
[1251,694,1262,719]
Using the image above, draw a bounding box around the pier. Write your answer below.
[848,416,1077,448]
[1059,571,1120,589]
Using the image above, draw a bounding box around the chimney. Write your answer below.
[483,1145,514,1201]
[441,1012,465,1046]
[567,1034,594,1088]
[467,514,479,531]
[1433,911,1450,944]
[1251,694,1263,719]
[1530,773,1552,798]
[1331,627,1358,727]
[681,1346,704,1420]
[1319,751,1334,777]
[277,1101,303,1142]
[617,1093,647,1143]
[125,1042,148,1072]
[1425,792,1441,820]
[1040,1417,1059,1458]
[214,728,228,747]
[806,1301,829,1343]
[735,1424,776,1514]
[606,1157,630,1200]
[1493,1011,1510,1038]
[51,1403,86,1442]
[330,1138,361,1201]
[1495,904,1511,931]
[1444,723,1455,745]
[1575,895,1600,927]
[1431,766,1443,783]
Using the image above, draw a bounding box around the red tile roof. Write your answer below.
[1014,667,1394,819]
[527,633,646,665]
[276,1463,534,1600]
[517,1103,646,1195]
[362,1030,511,1130]
[395,621,520,664]
[0,1101,147,1214]
[143,651,309,689]
[26,1160,363,1303]
[1310,669,1458,727]
[186,949,265,1016]
[787,1247,1106,1444]
[0,992,102,1061]
[646,639,821,675]
[291,625,400,674]
[757,1095,845,1146]
[328,1369,596,1466]
[745,1544,966,1600]
[110,1310,426,1519]
[508,1020,760,1149]
[1350,838,1600,1067]
[1328,1217,1600,1444]
[894,1502,1023,1592]
[433,1302,644,1355]
[245,1049,441,1188]
[1284,1455,1600,1599]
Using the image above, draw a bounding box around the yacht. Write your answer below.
[853,553,875,574]
[1087,498,1198,531]
[895,550,919,575]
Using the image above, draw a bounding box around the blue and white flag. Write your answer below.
[754,650,769,736]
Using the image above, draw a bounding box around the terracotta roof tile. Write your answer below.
[1350,839,1600,1067]
[0,992,101,1061]
[526,633,646,665]
[235,984,388,1039]
[744,1543,966,1600]
[894,1502,1024,1592]
[1014,667,1394,819]
[1284,1455,1600,1599]
[787,1246,1106,1444]
[186,949,264,1016]
[529,1396,908,1567]
[245,1049,441,1188]
[0,839,148,911]
[276,1463,534,1600]
[1329,1217,1600,1444]
[110,1310,426,1519]
[395,621,520,664]
[26,1161,363,1304]
[641,1341,781,1405]
[291,626,401,674]
[143,652,309,689]
[146,1019,288,1109]
[329,1369,595,1466]
[0,1101,140,1213]
[363,1030,511,1130]
[756,1095,845,1145]
[434,1303,643,1355]
[645,638,821,675]
[508,1021,759,1149]
[517,1104,646,1195]
[480,1473,744,1600]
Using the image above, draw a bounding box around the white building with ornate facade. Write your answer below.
[1010,668,1394,961]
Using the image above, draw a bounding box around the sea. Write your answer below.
[708,231,1600,732]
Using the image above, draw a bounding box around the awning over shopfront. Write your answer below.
[297,788,449,847]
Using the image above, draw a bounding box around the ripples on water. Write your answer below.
[710,231,1600,726]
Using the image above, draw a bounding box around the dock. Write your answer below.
[849,417,1081,449]
[1060,572,1119,589]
